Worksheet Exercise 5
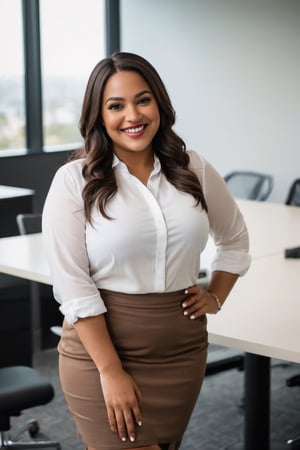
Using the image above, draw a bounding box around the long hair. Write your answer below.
[71,52,207,220]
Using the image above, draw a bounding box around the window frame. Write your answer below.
[21,0,119,155]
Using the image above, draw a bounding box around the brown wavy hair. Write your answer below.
[71,52,207,220]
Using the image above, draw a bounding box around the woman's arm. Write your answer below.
[43,165,142,443]
[182,270,239,318]
[74,315,142,444]
[184,152,251,318]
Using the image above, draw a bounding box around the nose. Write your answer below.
[126,103,141,122]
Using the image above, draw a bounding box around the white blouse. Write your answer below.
[42,150,251,324]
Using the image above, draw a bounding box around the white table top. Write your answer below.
[237,199,300,258]
[0,233,50,285]
[0,185,34,200]
[208,253,300,363]
[200,199,300,262]
[0,200,299,363]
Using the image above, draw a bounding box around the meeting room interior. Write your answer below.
[0,1,300,449]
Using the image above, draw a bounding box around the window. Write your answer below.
[0,0,25,151]
[0,0,112,155]
[40,0,105,150]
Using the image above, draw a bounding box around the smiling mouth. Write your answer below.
[122,125,147,134]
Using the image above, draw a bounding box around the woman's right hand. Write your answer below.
[99,364,143,443]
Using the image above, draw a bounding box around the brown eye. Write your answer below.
[137,96,151,105]
[108,103,123,111]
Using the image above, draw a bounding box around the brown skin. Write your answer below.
[182,271,239,318]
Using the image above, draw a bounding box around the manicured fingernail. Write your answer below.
[130,436,135,442]
[190,315,195,320]
[183,311,188,316]
[182,302,187,307]
[184,289,188,294]
[138,421,142,426]
[121,437,126,442]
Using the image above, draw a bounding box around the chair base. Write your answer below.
[0,418,60,449]
[287,436,300,449]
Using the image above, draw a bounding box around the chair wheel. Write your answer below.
[29,420,40,437]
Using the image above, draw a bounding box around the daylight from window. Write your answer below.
[40,0,105,150]
[0,0,25,151]
[0,0,105,153]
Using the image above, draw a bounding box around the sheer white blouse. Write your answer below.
[42,150,251,324]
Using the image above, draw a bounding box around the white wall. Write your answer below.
[120,0,300,202]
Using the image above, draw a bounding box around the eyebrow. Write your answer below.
[104,90,152,105]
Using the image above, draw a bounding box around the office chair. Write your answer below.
[224,171,274,201]
[285,178,300,206]
[16,214,62,344]
[0,365,60,449]
[16,213,42,236]
[285,179,300,449]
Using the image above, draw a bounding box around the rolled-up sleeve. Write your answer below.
[189,151,251,276]
[42,163,107,324]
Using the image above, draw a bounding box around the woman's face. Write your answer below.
[101,70,160,159]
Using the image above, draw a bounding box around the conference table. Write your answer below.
[0,199,300,449]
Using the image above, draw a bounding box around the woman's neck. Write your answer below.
[115,150,155,185]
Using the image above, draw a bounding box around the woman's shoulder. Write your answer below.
[51,158,86,192]
[55,158,85,179]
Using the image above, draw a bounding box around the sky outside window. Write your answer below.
[0,0,25,151]
[40,0,105,150]
[0,0,105,153]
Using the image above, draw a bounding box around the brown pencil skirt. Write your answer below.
[58,289,208,450]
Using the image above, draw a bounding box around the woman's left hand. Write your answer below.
[182,284,219,319]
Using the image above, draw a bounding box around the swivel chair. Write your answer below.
[205,170,274,377]
[224,170,274,201]
[285,178,300,206]
[16,213,43,236]
[0,365,60,448]
[285,179,300,449]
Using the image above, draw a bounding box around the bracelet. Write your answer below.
[207,290,222,311]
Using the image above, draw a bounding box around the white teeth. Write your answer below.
[124,125,145,134]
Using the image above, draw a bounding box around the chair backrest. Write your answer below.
[224,171,274,201]
[286,179,300,206]
[16,213,42,235]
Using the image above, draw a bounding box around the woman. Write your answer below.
[42,52,251,450]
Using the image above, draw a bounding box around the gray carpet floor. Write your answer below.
[9,345,300,450]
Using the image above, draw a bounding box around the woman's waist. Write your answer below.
[99,288,187,309]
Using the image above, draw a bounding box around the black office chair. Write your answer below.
[0,365,61,449]
[224,170,274,201]
[285,179,300,449]
[16,213,42,236]
[285,178,300,206]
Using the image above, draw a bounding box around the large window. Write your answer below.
[0,0,25,151]
[0,0,114,155]
[40,0,105,150]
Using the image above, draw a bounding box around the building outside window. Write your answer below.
[40,0,105,151]
[0,0,105,153]
[0,0,25,152]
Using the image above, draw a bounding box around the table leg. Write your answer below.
[244,352,270,450]
[30,281,42,354]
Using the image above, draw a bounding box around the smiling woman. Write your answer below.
[101,71,160,168]
[42,51,251,450]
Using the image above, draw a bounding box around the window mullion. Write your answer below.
[22,0,43,153]
[105,0,120,55]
